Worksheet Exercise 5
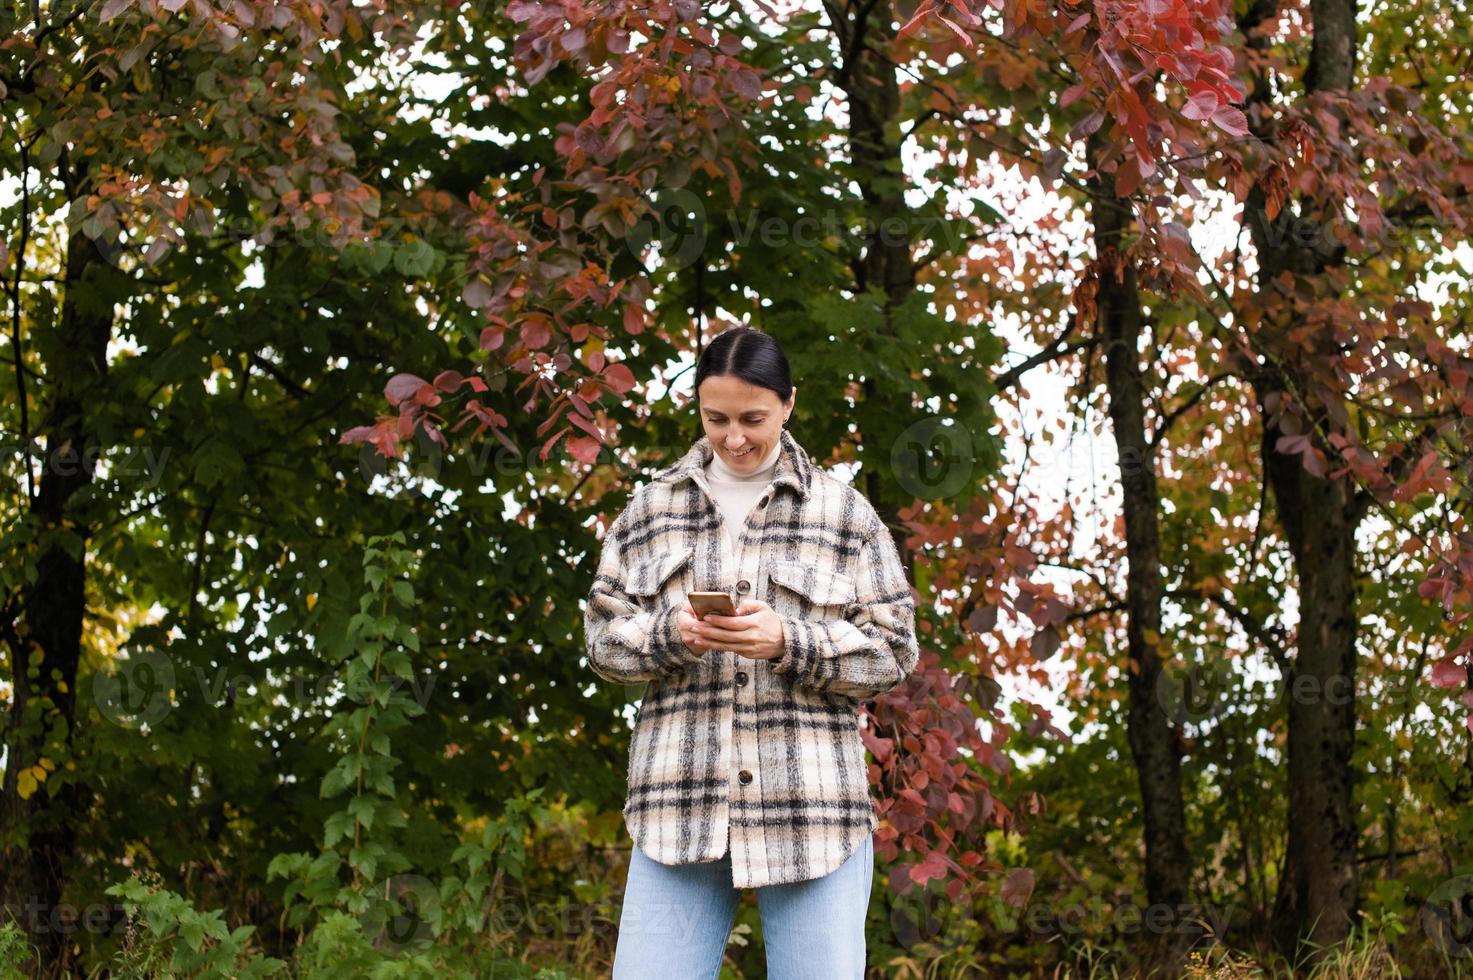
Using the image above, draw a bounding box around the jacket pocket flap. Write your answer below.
[627,547,695,597]
[767,560,858,606]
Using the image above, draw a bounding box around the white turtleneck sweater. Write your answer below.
[704,439,783,557]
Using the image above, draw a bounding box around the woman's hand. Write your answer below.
[689,600,787,661]
[675,603,721,655]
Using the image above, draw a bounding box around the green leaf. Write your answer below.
[393,238,437,277]
[180,918,205,952]
[320,763,350,799]
[190,437,245,489]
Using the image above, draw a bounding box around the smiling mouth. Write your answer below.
[728,447,756,458]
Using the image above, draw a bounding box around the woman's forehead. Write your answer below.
[697,375,785,412]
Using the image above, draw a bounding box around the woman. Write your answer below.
[584,327,920,979]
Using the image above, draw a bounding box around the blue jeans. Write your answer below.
[611,832,874,979]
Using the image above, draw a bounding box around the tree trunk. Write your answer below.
[1254,364,1363,957]
[1239,0,1364,958]
[0,219,113,976]
[824,0,916,567]
[1086,131,1192,925]
[1249,342,1364,955]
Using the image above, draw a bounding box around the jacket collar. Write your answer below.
[654,427,814,502]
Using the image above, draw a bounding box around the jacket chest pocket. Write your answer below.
[627,546,696,609]
[765,559,858,622]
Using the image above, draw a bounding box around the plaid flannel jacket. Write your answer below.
[584,428,920,887]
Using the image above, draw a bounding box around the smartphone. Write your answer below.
[688,591,736,619]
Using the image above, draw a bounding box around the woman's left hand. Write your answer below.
[693,600,786,661]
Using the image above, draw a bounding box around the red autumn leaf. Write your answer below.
[967,604,998,633]
[908,851,949,886]
[490,426,519,458]
[896,1,936,41]
[870,734,894,764]
[339,421,400,459]
[566,434,602,465]
[729,69,762,101]
[1160,220,1197,268]
[536,403,568,438]
[463,275,493,309]
[1068,108,1106,142]
[1114,158,1143,197]
[934,14,972,46]
[1430,658,1465,688]
[1030,625,1061,660]
[1276,434,1310,456]
[1211,103,1250,137]
[539,424,570,462]
[385,373,429,406]
[602,363,637,395]
[622,303,645,335]
[567,411,604,444]
[521,318,552,350]
[1178,88,1213,120]
[1060,82,1090,109]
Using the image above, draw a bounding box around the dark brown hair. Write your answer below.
[694,327,794,407]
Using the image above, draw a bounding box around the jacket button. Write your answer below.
[735,671,748,687]
[736,579,751,594]
[738,769,753,785]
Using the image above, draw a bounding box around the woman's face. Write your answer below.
[697,374,795,472]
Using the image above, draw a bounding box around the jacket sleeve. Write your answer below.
[583,508,706,685]
[771,509,920,700]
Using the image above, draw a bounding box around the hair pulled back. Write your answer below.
[693,327,794,406]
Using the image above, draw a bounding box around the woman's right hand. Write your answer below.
[675,604,718,655]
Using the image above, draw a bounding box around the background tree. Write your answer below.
[2,0,1471,977]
